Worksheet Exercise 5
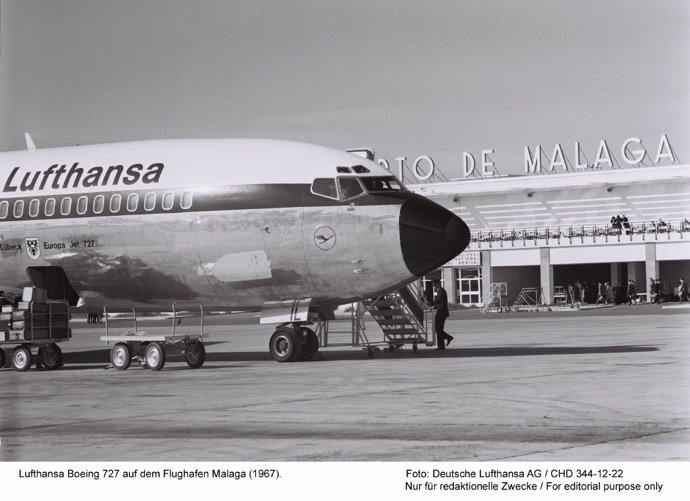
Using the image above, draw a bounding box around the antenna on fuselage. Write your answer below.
[24,132,37,151]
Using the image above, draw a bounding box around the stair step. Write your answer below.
[366,299,398,307]
[375,319,410,325]
[382,328,420,335]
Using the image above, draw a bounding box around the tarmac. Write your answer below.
[0,304,688,461]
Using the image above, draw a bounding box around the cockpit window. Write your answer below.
[311,178,339,200]
[359,176,405,192]
[351,165,370,174]
[338,177,365,200]
[336,166,352,173]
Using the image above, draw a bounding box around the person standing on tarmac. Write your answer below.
[678,278,688,304]
[627,280,636,305]
[433,282,453,350]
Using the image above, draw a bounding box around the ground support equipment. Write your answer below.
[511,287,547,312]
[100,302,207,371]
[0,296,71,372]
[358,283,432,356]
[481,282,508,313]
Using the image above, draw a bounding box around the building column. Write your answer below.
[481,250,492,305]
[610,262,621,285]
[442,267,457,305]
[539,248,553,305]
[627,261,645,298]
[645,243,659,303]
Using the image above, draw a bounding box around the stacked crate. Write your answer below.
[0,287,70,342]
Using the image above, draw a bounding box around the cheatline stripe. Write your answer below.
[0,184,413,222]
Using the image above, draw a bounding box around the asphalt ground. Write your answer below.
[0,304,688,461]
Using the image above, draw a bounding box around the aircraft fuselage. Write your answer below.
[0,139,469,314]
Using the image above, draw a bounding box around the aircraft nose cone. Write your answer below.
[399,196,471,276]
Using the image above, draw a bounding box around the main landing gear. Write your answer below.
[269,325,319,362]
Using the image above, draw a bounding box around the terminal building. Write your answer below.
[410,164,690,307]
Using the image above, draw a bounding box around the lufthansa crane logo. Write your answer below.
[314,226,336,250]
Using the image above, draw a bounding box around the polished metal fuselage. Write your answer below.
[0,195,412,310]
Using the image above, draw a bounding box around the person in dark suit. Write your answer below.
[433,282,453,350]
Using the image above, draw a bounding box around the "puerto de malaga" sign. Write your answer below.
[379,134,677,182]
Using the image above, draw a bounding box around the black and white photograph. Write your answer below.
[0,1,688,499]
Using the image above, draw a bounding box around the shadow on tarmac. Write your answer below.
[21,344,656,369]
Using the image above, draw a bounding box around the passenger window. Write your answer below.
[77,196,88,215]
[13,200,24,218]
[311,178,338,200]
[45,198,56,217]
[0,201,8,219]
[110,194,121,213]
[127,193,139,212]
[29,199,40,217]
[93,195,105,214]
[180,191,193,210]
[144,192,156,211]
[60,197,71,216]
[162,191,174,210]
[338,177,364,200]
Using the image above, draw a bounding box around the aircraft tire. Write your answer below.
[0,348,6,369]
[185,340,206,368]
[12,345,32,372]
[145,342,166,371]
[111,343,131,370]
[269,328,302,362]
[41,343,63,370]
[299,327,319,360]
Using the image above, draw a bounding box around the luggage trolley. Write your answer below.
[0,300,71,372]
[100,302,207,371]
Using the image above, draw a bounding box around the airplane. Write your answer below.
[0,136,470,364]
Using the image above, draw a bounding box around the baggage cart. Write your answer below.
[100,302,207,371]
[0,300,71,372]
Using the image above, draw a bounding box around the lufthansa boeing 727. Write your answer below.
[0,137,470,362]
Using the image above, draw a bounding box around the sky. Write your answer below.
[0,0,688,180]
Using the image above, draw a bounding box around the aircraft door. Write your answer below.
[302,177,364,298]
[26,266,80,305]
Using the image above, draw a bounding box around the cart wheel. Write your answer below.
[41,344,63,370]
[0,348,6,369]
[145,342,166,371]
[185,340,205,368]
[111,343,131,370]
[12,345,32,372]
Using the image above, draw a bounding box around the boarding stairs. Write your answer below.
[359,282,432,352]
[511,287,547,311]
[481,282,508,313]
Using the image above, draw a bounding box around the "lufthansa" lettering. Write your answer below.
[3,162,165,193]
